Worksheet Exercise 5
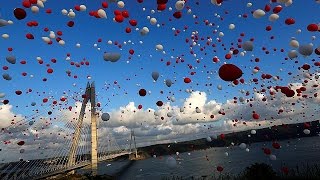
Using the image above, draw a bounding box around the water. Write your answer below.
[94,136,320,179]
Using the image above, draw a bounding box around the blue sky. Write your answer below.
[0,0,319,117]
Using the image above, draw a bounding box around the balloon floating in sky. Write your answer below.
[103,52,121,62]
[218,64,243,81]
[101,113,110,121]
[298,44,313,56]
[6,55,16,64]
[242,41,254,51]
[0,19,9,27]
[165,79,172,87]
[152,72,159,81]
[2,73,12,81]
[14,8,27,20]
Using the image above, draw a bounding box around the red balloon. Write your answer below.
[285,18,295,25]
[29,0,37,4]
[273,5,282,13]
[252,113,260,120]
[129,19,137,26]
[157,0,168,4]
[26,33,34,39]
[157,4,166,11]
[173,12,182,19]
[14,8,27,20]
[122,10,129,18]
[115,15,124,23]
[263,148,271,155]
[218,64,243,81]
[272,142,280,149]
[114,10,122,16]
[307,24,318,32]
[129,49,134,55]
[139,89,147,96]
[138,104,142,109]
[47,68,53,74]
[156,101,163,107]
[125,27,132,33]
[17,141,25,146]
[15,90,22,95]
[217,166,224,172]
[184,77,191,83]
[67,21,75,27]
[22,1,31,8]
[102,2,108,8]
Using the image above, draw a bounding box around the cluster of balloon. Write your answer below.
[101,113,110,121]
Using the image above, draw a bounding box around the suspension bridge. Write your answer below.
[0,82,138,180]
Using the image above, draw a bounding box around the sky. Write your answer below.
[0,0,320,162]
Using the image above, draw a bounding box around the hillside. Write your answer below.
[138,120,320,157]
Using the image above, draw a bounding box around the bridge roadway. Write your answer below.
[24,152,131,180]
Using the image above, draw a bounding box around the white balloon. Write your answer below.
[150,18,157,25]
[225,152,229,156]
[59,40,65,45]
[239,143,246,149]
[2,34,9,39]
[229,24,235,30]
[42,37,50,43]
[285,0,293,6]
[167,112,173,117]
[49,32,55,39]
[80,5,87,11]
[175,1,185,11]
[251,130,256,135]
[303,129,310,135]
[31,6,39,13]
[61,9,68,15]
[247,3,252,7]
[37,0,44,8]
[289,39,299,48]
[180,107,184,112]
[68,11,76,18]
[269,14,279,22]
[245,148,250,152]
[253,9,265,18]
[117,1,125,8]
[98,9,107,18]
[0,93,5,98]
[217,85,222,90]
[206,136,212,142]
[196,107,201,113]
[140,27,150,36]
[156,44,164,51]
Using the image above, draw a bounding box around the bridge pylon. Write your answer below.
[67,82,98,176]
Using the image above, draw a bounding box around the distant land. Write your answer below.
[135,120,320,159]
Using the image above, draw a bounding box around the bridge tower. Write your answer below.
[129,129,138,158]
[67,82,98,176]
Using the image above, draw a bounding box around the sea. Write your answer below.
[79,136,320,180]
